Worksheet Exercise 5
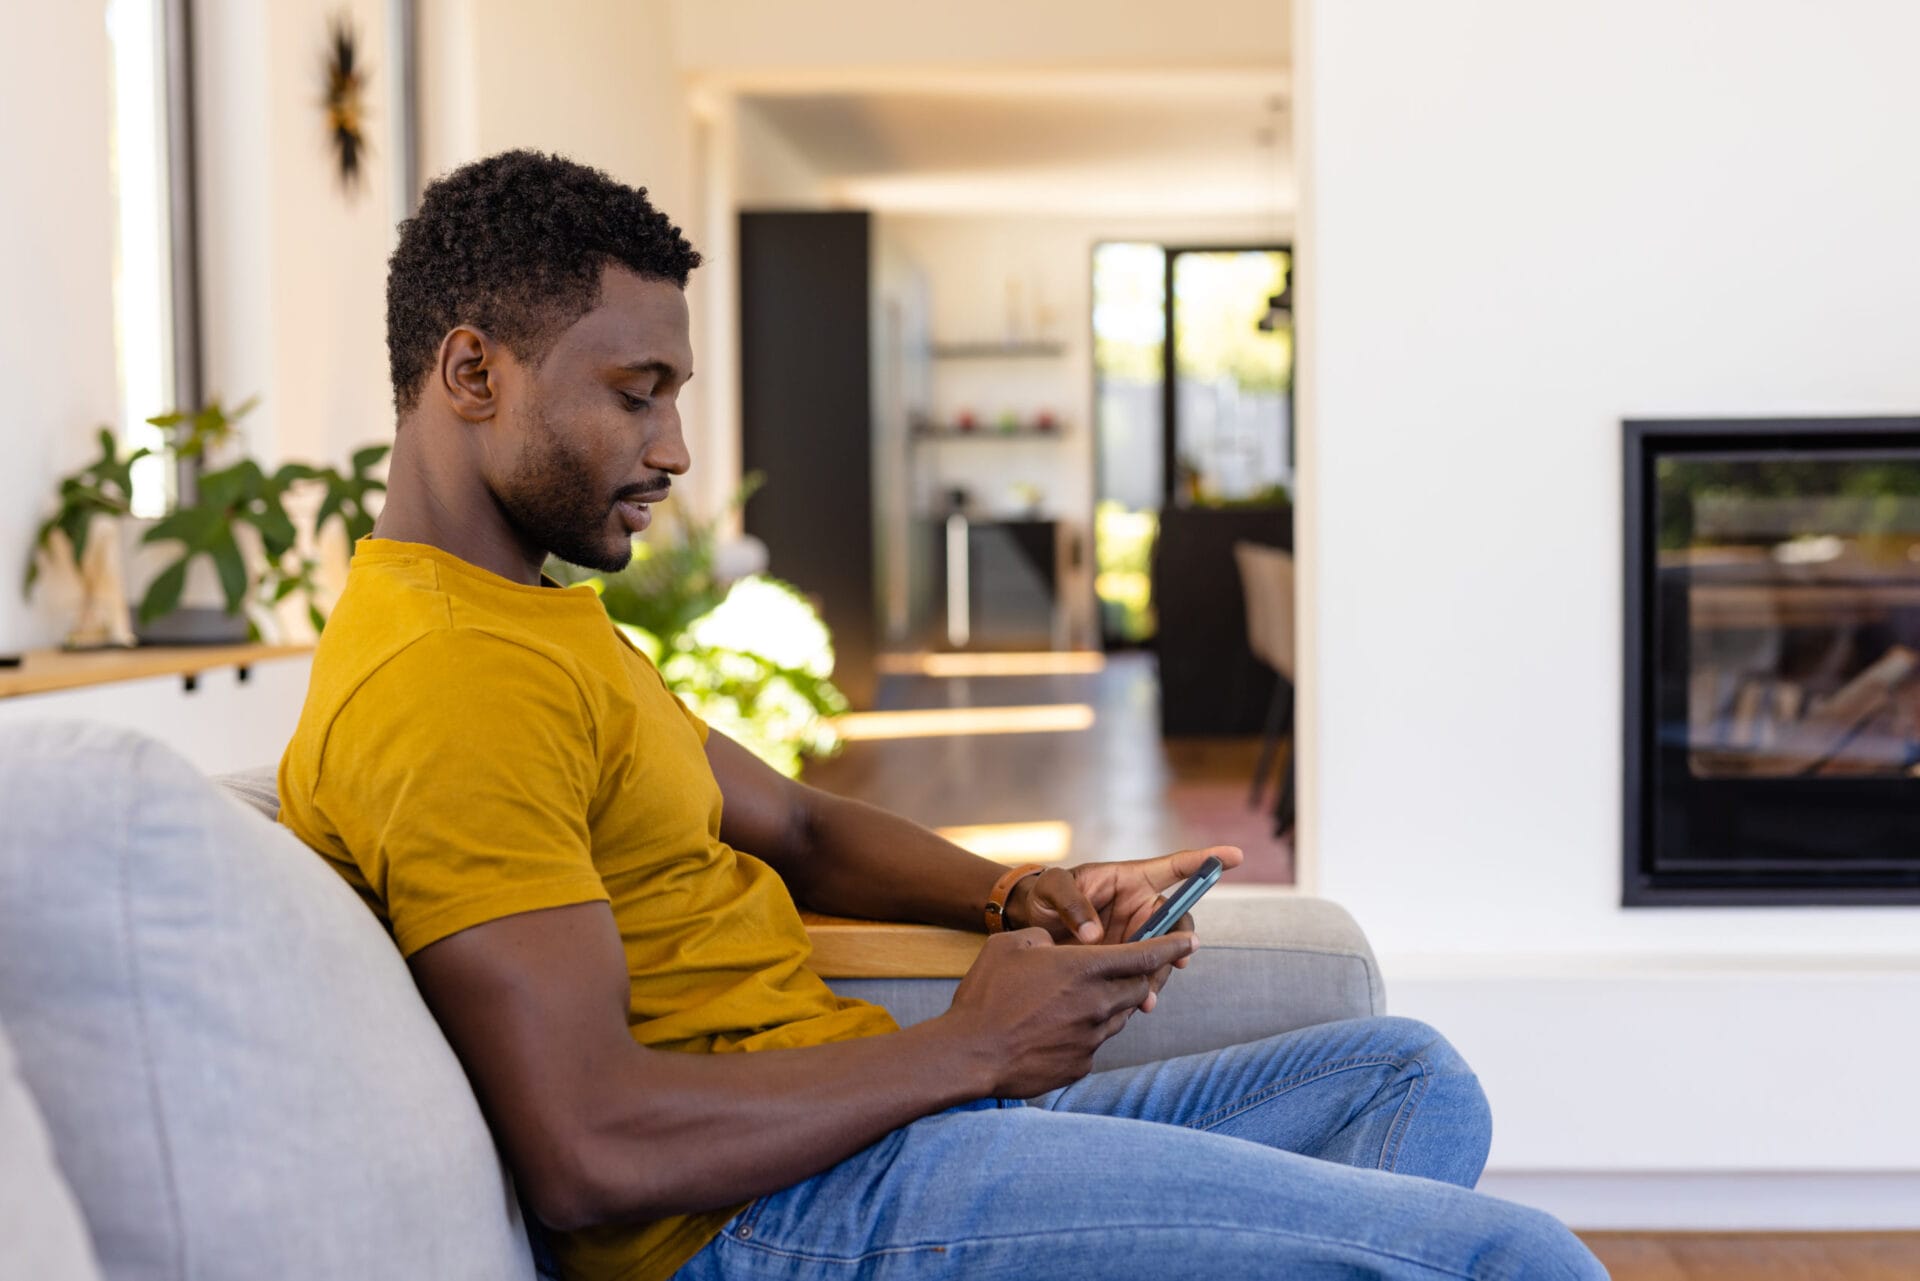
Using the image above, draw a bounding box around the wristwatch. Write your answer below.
[983,863,1045,933]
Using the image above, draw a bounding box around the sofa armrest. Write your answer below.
[827,893,1385,1072]
[221,768,1386,1069]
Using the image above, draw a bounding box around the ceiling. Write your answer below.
[740,72,1292,218]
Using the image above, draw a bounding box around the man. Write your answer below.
[280,150,1605,1280]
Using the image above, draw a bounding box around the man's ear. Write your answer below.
[436,325,500,422]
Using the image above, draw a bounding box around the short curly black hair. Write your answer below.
[385,150,701,414]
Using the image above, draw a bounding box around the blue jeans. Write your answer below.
[672,1016,1605,1280]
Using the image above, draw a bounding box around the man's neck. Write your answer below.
[372,421,546,585]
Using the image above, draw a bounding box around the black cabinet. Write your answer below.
[738,212,878,708]
[1153,505,1291,736]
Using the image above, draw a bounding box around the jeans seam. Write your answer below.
[1378,1054,1430,1172]
[714,1220,1495,1279]
[731,1194,770,1239]
[1185,1053,1406,1133]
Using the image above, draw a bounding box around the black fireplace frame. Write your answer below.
[1623,415,1920,907]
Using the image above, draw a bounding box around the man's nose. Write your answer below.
[646,405,691,476]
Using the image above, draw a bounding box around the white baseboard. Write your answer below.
[1477,1171,1920,1231]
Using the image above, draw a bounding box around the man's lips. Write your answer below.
[614,484,670,510]
[614,484,668,530]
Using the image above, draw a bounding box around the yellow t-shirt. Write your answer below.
[278,538,898,1281]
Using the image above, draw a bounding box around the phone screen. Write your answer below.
[1127,856,1225,942]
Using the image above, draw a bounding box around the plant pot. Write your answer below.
[36,514,138,651]
[120,517,253,646]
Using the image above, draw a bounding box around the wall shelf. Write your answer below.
[913,428,1068,443]
[0,643,313,700]
[929,340,1068,360]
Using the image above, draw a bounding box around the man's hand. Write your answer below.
[941,927,1198,1098]
[1008,845,1243,1011]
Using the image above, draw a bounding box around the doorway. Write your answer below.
[1093,244,1293,653]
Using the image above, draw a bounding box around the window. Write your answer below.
[1091,243,1294,644]
[105,0,196,517]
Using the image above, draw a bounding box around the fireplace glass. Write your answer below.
[1626,419,1920,903]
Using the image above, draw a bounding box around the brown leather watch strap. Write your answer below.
[983,862,1045,933]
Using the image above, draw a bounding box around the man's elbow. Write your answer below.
[518,1130,664,1233]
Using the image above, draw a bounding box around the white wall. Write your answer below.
[197,0,398,481]
[416,0,719,511]
[734,98,830,209]
[0,8,120,653]
[671,0,1289,78]
[427,0,692,220]
[1294,0,1920,1222]
[1299,0,1920,960]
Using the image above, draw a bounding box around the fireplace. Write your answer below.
[1624,418,1920,905]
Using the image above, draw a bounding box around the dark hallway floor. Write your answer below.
[804,652,1294,883]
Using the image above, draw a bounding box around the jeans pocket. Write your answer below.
[723,1194,770,1244]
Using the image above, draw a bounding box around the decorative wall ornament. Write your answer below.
[323,13,368,192]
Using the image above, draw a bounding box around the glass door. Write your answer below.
[1092,244,1292,647]
[1167,249,1293,508]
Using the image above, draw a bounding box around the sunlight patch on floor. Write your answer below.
[833,704,1097,740]
[877,651,1108,677]
[933,820,1074,865]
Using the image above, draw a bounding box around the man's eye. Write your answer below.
[620,392,652,412]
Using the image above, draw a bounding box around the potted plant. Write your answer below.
[26,399,390,646]
[22,429,149,649]
[547,476,848,777]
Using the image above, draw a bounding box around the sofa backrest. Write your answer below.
[0,720,534,1281]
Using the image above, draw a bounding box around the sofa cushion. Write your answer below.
[0,721,533,1281]
[0,1015,103,1280]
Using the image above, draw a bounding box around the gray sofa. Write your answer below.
[0,720,1384,1280]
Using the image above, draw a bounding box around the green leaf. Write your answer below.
[145,506,222,550]
[140,558,190,624]
[273,462,322,485]
[343,503,376,542]
[197,465,246,510]
[207,528,249,613]
[308,603,328,634]
[58,507,93,562]
[313,489,345,536]
[350,444,391,473]
[251,504,298,559]
[271,575,303,603]
[223,464,264,508]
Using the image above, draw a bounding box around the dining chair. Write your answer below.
[1233,540,1295,836]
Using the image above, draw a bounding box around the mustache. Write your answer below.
[613,479,672,504]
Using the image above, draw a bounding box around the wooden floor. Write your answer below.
[1579,1232,1920,1279]
[814,658,1920,1274]
[806,652,1295,882]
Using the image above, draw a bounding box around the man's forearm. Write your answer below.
[559,1016,990,1228]
[784,790,1016,931]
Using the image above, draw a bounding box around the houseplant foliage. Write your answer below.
[548,476,847,778]
[23,428,147,597]
[26,399,390,640]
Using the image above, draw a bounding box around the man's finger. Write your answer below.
[1097,973,1153,1019]
[1084,933,1196,978]
[1171,912,1197,967]
[1148,844,1244,891]
[1036,869,1104,944]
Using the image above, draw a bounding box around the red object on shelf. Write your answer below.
[1035,410,1058,433]
[955,410,978,432]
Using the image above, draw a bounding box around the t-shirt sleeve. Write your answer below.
[313,630,612,957]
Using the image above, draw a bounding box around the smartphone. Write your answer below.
[1127,856,1225,942]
